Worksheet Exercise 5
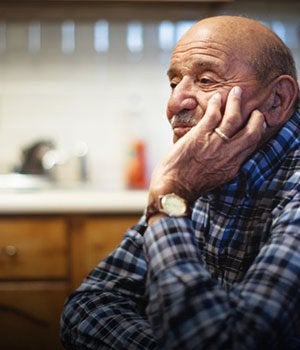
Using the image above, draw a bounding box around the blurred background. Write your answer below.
[0,0,299,191]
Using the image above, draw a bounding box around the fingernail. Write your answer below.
[211,92,221,102]
[234,86,242,97]
[263,121,267,129]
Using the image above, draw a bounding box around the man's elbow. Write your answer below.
[59,294,85,349]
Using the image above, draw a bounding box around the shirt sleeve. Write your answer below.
[143,193,300,350]
[60,220,158,350]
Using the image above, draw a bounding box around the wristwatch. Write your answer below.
[160,193,188,216]
[146,193,189,222]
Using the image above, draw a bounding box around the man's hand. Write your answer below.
[148,86,266,210]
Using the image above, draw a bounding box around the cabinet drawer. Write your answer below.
[0,217,68,280]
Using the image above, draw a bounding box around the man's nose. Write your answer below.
[167,77,197,116]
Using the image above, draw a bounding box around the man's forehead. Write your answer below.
[172,39,233,59]
[168,39,235,76]
[167,59,224,78]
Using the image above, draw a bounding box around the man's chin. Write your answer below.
[173,127,192,142]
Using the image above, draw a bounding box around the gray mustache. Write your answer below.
[170,109,197,127]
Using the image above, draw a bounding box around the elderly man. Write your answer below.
[61,16,300,349]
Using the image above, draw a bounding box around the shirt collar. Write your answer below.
[239,108,300,194]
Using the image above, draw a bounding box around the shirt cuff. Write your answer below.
[143,217,202,278]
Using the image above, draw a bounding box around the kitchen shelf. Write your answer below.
[0,1,229,23]
[0,0,234,3]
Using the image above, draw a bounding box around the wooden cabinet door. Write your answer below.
[0,282,67,350]
[71,214,140,288]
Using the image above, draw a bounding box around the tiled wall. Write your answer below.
[0,2,299,190]
[0,21,175,189]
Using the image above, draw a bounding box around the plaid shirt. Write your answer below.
[61,109,300,350]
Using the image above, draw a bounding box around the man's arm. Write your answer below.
[143,192,300,349]
[60,221,158,350]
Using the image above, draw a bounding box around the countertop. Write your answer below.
[0,188,148,214]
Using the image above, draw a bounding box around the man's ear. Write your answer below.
[263,75,298,127]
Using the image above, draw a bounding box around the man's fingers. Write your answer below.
[217,86,244,139]
[230,109,266,153]
[198,86,244,139]
[196,92,223,131]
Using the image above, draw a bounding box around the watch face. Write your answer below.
[161,193,187,216]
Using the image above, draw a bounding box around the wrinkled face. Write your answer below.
[166,22,269,142]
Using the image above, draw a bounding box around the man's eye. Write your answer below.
[199,77,213,84]
[170,82,177,89]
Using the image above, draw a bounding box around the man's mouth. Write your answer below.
[173,126,193,139]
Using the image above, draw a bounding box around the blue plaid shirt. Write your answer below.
[61,109,300,350]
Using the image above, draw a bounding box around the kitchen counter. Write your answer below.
[0,188,148,214]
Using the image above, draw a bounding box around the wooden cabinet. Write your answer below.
[0,217,69,350]
[70,215,140,289]
[0,213,141,350]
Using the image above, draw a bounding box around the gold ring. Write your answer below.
[214,127,230,142]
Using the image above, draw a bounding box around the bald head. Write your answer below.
[179,16,298,84]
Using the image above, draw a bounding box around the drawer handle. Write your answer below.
[4,245,18,257]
